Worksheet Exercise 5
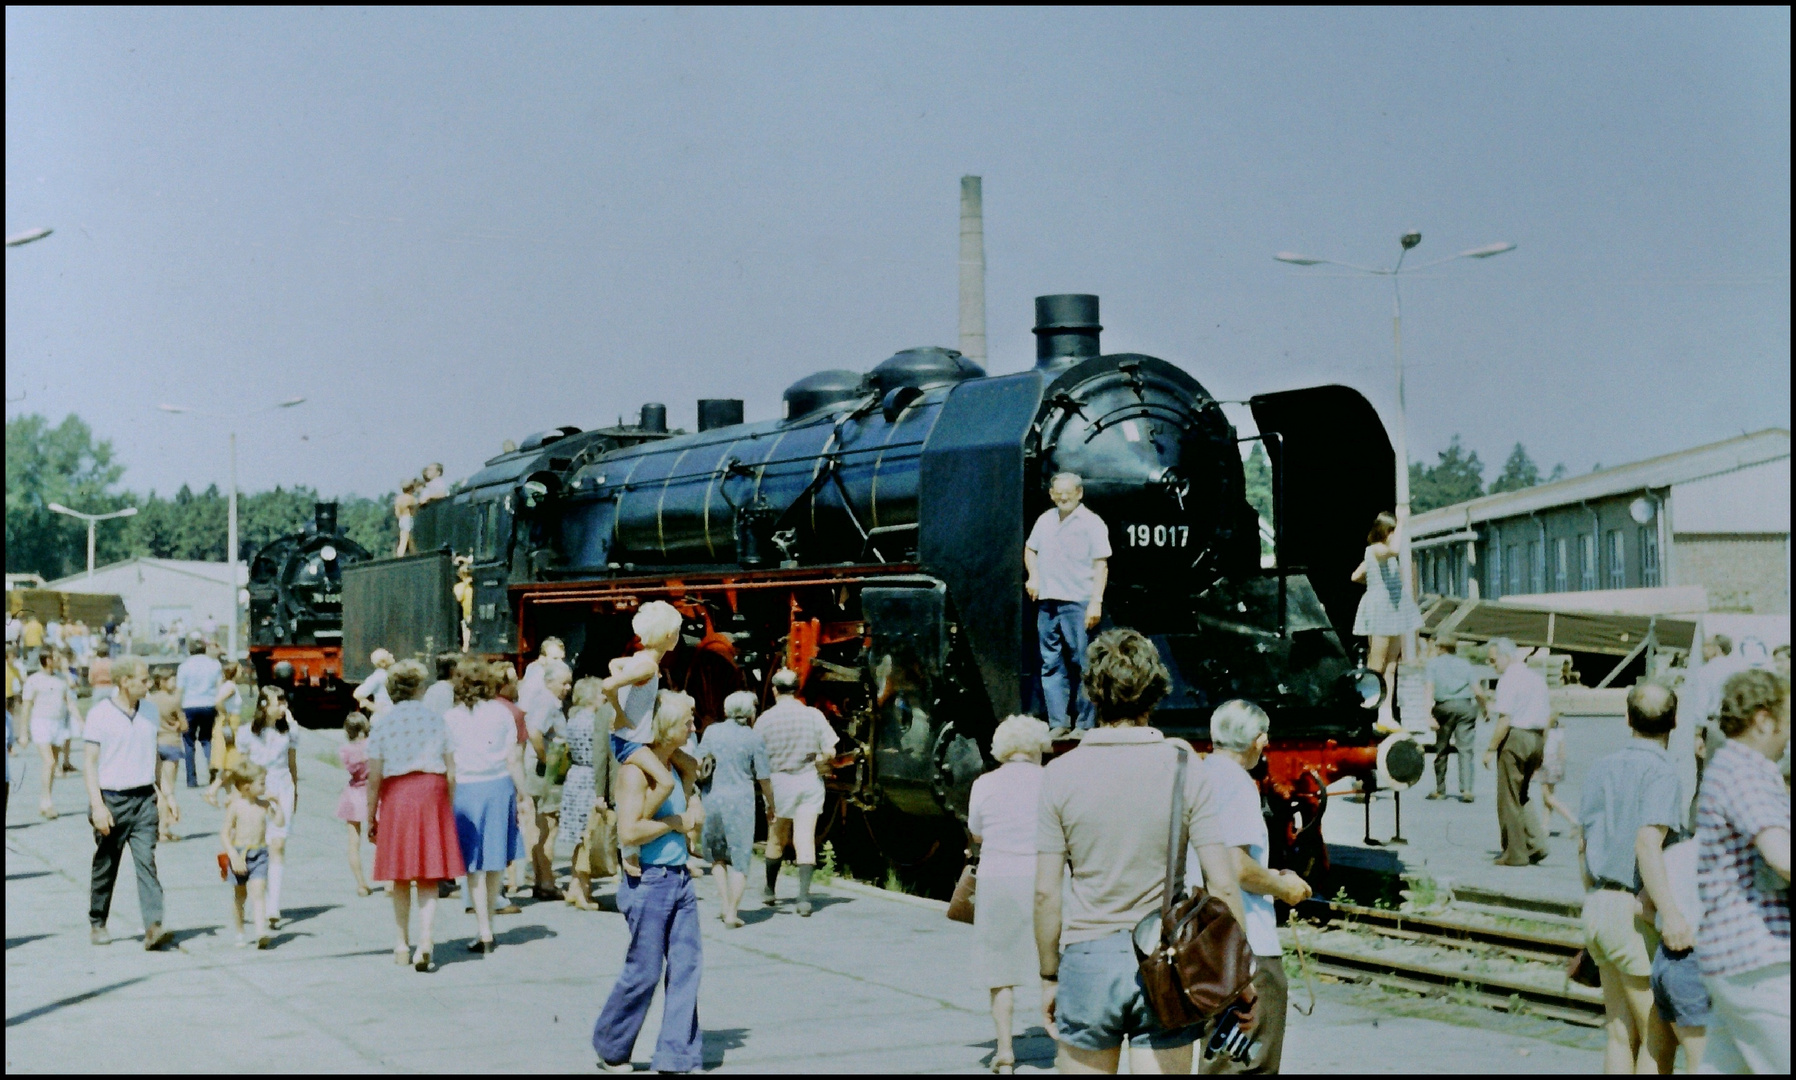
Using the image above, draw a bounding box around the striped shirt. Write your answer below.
[1695,740,1790,978]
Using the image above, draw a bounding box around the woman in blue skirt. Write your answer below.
[443,656,528,954]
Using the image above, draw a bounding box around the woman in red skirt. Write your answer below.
[366,659,464,971]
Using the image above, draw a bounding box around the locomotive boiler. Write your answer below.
[379,294,1418,884]
[247,502,372,725]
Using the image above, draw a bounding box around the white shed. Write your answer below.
[45,558,247,644]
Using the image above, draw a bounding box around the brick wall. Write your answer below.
[1672,534,1789,613]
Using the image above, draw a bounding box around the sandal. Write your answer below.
[357,886,373,897]
[39,803,58,820]
[394,945,411,965]
[413,946,434,972]
[991,1054,1015,1074]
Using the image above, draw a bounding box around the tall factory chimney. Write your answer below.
[958,175,987,366]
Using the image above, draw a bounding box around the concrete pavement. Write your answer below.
[7,730,1600,1072]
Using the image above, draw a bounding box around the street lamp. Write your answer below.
[156,397,307,659]
[1275,234,1515,650]
[46,503,139,580]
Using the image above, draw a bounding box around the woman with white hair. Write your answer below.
[698,689,772,927]
[967,714,1053,1074]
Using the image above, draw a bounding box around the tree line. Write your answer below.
[6,413,398,582]
[1240,436,1568,528]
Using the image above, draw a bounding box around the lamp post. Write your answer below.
[1275,235,1515,654]
[156,397,307,659]
[46,503,139,579]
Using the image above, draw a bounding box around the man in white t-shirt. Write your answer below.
[1024,472,1112,736]
[1481,638,1551,867]
[1192,700,1312,1075]
[83,656,172,949]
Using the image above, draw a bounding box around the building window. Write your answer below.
[1529,540,1544,593]
[1607,530,1626,589]
[1554,537,1570,592]
[1488,539,1502,597]
[1580,534,1597,591]
[1639,527,1660,587]
[1508,545,1526,596]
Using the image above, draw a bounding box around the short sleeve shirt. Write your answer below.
[1191,753,1279,957]
[755,697,838,773]
[176,654,223,709]
[1025,504,1113,605]
[1424,654,1476,702]
[356,668,393,711]
[1695,740,1791,978]
[1036,727,1224,944]
[1577,739,1684,890]
[699,720,771,797]
[445,700,516,783]
[1494,663,1550,730]
[967,760,1045,878]
[24,671,70,721]
[84,696,159,790]
[367,700,451,777]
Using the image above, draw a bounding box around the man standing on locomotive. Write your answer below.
[1025,472,1111,737]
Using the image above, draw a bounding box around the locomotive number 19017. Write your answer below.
[1125,524,1189,548]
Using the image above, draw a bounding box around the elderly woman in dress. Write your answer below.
[699,690,773,928]
[522,657,573,900]
[366,660,464,971]
[967,714,1053,1074]
[560,676,618,910]
[442,656,528,955]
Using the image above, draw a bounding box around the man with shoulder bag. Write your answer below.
[1034,629,1255,1074]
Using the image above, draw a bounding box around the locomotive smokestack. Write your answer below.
[1033,294,1101,371]
[958,176,986,366]
[639,403,668,433]
[314,502,338,536]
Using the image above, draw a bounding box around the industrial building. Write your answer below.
[43,558,243,645]
[1408,429,1790,615]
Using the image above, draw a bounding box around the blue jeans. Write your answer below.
[1056,930,1203,1050]
[1038,600,1095,730]
[593,866,703,1071]
[181,707,216,787]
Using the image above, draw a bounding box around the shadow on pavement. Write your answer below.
[5,977,150,1028]
[168,925,224,948]
[261,931,311,950]
[275,904,340,927]
[701,1026,749,1069]
[432,924,559,968]
[6,871,52,882]
[7,934,54,950]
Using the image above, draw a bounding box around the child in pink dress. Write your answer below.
[336,714,373,896]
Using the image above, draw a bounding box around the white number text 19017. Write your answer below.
[1125,524,1189,548]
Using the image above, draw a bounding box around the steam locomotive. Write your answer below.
[353,294,1421,884]
[246,502,372,724]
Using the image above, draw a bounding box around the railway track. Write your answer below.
[1287,893,1603,1026]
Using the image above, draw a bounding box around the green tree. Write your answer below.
[4,413,131,579]
[1408,436,1485,512]
[1241,442,1274,559]
[339,494,399,558]
[1491,443,1540,493]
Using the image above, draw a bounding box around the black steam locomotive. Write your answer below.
[366,294,1411,883]
[247,502,372,724]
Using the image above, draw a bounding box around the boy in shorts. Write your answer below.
[221,763,284,949]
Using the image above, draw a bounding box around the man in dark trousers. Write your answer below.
[83,655,173,949]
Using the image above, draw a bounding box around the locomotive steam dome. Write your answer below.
[868,346,983,394]
[782,369,864,420]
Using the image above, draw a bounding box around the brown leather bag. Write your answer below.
[946,863,977,924]
[1133,745,1258,1026]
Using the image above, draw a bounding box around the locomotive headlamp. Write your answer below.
[1348,667,1385,709]
[320,545,338,562]
[1400,232,1422,250]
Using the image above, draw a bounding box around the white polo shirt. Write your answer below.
[84,695,159,791]
[1494,662,1550,731]
[1025,503,1113,605]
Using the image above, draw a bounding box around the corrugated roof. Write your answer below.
[45,557,236,590]
[1410,429,1789,537]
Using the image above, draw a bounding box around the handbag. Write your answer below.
[543,739,572,787]
[1133,745,1258,1025]
[581,806,621,879]
[946,862,977,924]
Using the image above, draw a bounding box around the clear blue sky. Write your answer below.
[6,7,1789,499]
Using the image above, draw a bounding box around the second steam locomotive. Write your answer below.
[345,294,1421,882]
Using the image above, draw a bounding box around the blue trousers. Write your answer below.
[1038,600,1096,730]
[593,866,703,1072]
[181,707,216,788]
